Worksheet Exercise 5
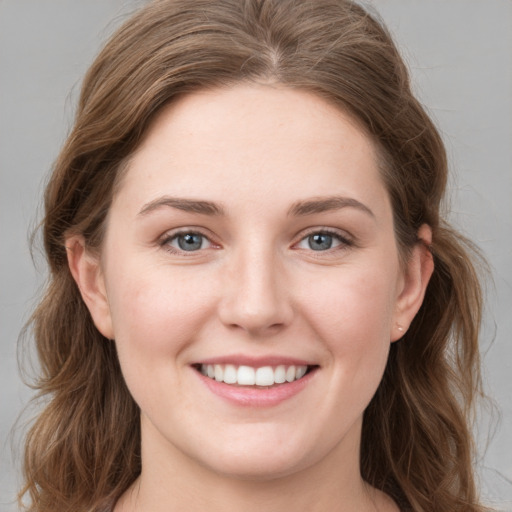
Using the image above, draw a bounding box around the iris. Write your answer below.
[177,233,204,251]
[308,233,333,251]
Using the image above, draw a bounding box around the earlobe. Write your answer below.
[391,224,434,342]
[66,236,114,339]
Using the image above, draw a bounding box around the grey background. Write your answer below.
[0,0,510,510]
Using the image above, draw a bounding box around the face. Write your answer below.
[72,84,430,481]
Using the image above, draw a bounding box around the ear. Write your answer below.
[391,224,434,342]
[66,235,114,339]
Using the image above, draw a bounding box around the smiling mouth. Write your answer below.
[193,364,317,388]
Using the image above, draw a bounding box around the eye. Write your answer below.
[295,230,351,251]
[165,231,212,252]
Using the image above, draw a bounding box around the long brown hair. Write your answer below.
[20,1,488,510]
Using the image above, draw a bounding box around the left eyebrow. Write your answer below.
[137,196,225,217]
[287,196,375,218]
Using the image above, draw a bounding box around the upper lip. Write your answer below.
[192,354,317,367]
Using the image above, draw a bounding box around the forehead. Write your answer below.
[114,84,389,219]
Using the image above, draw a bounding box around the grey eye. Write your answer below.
[175,233,206,251]
[308,233,333,251]
[296,231,347,252]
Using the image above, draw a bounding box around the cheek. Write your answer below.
[105,265,220,416]
[302,264,398,349]
[300,263,398,395]
[105,263,217,365]
[302,267,398,417]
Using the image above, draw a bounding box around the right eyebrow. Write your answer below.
[137,196,225,217]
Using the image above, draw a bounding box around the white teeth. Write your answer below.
[255,366,274,386]
[237,366,255,385]
[274,365,286,384]
[296,366,307,379]
[223,364,237,384]
[214,364,223,382]
[286,365,296,382]
[200,363,309,386]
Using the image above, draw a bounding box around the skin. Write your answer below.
[68,84,433,511]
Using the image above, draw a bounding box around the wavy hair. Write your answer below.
[20,1,488,510]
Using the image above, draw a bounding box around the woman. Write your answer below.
[19,0,488,511]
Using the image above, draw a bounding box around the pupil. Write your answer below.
[309,233,332,251]
[178,233,202,251]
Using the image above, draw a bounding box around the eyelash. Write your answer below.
[293,228,354,254]
[159,229,216,255]
[159,227,354,255]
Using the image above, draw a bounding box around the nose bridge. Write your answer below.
[218,238,292,335]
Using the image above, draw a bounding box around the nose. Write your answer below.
[217,245,293,337]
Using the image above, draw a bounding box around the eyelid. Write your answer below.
[292,227,355,251]
[158,227,220,254]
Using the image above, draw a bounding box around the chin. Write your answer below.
[200,453,306,482]
[189,429,320,482]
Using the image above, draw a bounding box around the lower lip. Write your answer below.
[195,368,317,407]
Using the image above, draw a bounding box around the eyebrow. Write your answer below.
[137,194,374,219]
[138,196,225,217]
[287,196,375,218]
